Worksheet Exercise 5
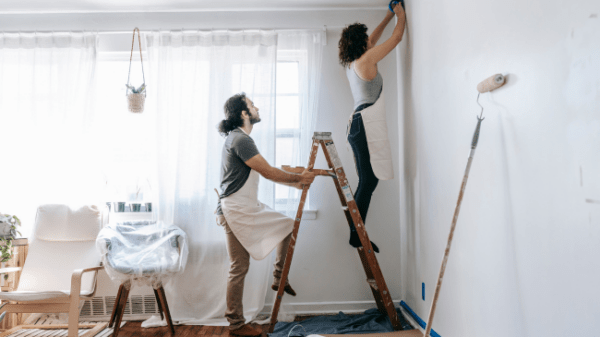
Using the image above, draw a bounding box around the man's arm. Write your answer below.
[245,154,315,186]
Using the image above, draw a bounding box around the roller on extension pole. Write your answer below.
[423,74,506,337]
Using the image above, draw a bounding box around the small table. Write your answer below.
[0,238,28,331]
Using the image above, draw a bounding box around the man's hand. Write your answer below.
[293,169,316,190]
[299,169,316,186]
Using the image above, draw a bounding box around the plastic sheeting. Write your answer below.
[96,221,189,288]
[269,308,413,337]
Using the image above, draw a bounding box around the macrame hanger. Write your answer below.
[126,27,146,96]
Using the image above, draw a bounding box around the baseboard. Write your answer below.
[260,300,402,316]
[398,301,441,337]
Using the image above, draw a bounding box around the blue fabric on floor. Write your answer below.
[269,308,413,337]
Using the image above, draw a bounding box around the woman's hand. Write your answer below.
[393,2,405,19]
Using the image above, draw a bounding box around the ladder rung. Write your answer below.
[367,279,378,291]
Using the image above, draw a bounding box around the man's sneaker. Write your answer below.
[230,324,262,337]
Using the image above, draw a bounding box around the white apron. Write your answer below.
[348,91,394,180]
[221,170,294,260]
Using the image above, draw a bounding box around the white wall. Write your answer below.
[398,0,600,336]
[0,9,402,314]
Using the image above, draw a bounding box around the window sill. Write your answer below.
[275,209,317,220]
[109,212,153,223]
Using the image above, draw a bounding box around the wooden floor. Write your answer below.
[116,321,268,337]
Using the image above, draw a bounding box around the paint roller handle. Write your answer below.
[389,0,405,12]
[471,116,484,149]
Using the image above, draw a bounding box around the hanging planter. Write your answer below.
[126,27,146,113]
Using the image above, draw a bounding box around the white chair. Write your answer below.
[0,204,108,337]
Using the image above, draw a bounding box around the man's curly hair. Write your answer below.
[218,92,248,137]
[338,23,369,68]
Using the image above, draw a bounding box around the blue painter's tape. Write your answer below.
[399,301,442,337]
[422,283,425,301]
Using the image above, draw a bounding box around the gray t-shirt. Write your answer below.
[216,128,260,215]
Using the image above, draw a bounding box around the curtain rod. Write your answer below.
[95,27,344,35]
[0,26,347,35]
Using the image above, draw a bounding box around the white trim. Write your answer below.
[0,7,386,15]
[398,304,427,335]
[260,299,402,316]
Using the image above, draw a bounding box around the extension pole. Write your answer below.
[423,116,484,337]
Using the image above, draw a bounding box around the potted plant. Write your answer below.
[0,213,22,279]
[129,184,143,212]
[0,213,21,240]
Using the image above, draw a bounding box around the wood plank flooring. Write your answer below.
[116,321,267,337]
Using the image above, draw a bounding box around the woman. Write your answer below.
[339,3,405,252]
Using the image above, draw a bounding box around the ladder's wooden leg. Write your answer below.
[357,247,387,314]
[268,139,320,333]
[319,139,402,330]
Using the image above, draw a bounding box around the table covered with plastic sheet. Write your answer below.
[96,220,189,288]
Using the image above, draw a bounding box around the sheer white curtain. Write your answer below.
[277,30,326,217]
[145,30,277,325]
[0,32,99,236]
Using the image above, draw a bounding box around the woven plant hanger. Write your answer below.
[126,27,146,113]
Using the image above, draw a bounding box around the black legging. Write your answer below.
[347,111,379,228]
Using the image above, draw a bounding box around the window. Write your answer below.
[274,51,304,211]
[94,52,155,211]
[95,50,306,212]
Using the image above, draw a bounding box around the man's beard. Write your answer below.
[250,116,261,124]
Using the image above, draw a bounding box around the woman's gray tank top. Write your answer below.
[346,63,383,110]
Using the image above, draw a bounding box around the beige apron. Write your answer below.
[221,170,294,260]
[347,92,394,180]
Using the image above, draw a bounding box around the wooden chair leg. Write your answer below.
[112,283,131,337]
[153,288,164,321]
[68,296,81,337]
[109,283,125,328]
[157,286,175,335]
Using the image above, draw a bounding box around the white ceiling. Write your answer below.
[1,0,389,13]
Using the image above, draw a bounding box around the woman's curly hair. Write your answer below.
[338,23,369,67]
[218,92,248,137]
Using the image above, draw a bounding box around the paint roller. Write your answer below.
[477,73,505,93]
[422,74,506,337]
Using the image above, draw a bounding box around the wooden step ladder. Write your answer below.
[269,131,402,333]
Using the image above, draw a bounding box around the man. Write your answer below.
[215,93,315,336]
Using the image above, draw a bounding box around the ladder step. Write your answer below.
[367,279,378,291]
